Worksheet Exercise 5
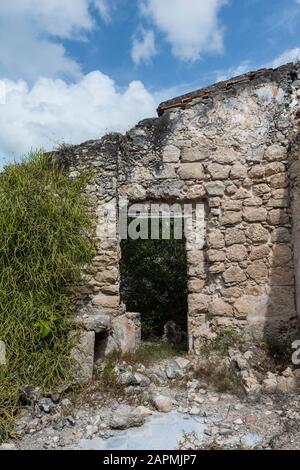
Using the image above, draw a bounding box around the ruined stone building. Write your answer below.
[54,62,300,378]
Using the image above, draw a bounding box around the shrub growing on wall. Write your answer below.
[0,152,93,441]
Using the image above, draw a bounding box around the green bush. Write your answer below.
[0,152,93,441]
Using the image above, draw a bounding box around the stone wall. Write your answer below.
[54,63,300,372]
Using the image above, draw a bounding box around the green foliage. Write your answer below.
[120,219,188,338]
[0,152,94,441]
[201,328,245,358]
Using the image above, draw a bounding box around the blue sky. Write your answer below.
[1,0,300,166]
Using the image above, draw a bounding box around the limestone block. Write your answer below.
[181,148,207,162]
[272,188,289,200]
[207,163,230,180]
[250,245,271,260]
[207,249,226,263]
[188,279,205,293]
[177,163,204,180]
[222,200,242,211]
[221,287,242,299]
[220,211,242,225]
[163,145,181,163]
[271,245,292,267]
[267,209,289,225]
[189,294,210,314]
[269,173,288,189]
[223,266,247,284]
[226,245,248,261]
[265,144,287,161]
[77,308,112,333]
[205,181,225,196]
[243,197,263,207]
[209,262,225,273]
[95,267,119,283]
[248,165,265,180]
[243,207,267,222]
[92,294,120,308]
[265,162,285,177]
[207,231,225,249]
[271,228,291,243]
[71,331,95,383]
[246,261,268,282]
[253,184,270,196]
[230,163,248,179]
[109,314,141,355]
[246,224,269,243]
[225,228,246,246]
[208,299,233,317]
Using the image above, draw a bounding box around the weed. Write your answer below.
[201,328,245,358]
[0,152,94,441]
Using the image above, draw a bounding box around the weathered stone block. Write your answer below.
[225,228,246,246]
[265,162,285,177]
[71,331,95,383]
[207,163,230,180]
[226,245,248,261]
[189,294,210,314]
[177,163,204,180]
[207,231,225,249]
[205,181,225,196]
[243,207,267,222]
[222,200,242,211]
[220,211,242,225]
[253,184,270,196]
[223,266,247,284]
[92,294,120,308]
[181,148,206,162]
[265,144,287,161]
[269,173,288,189]
[246,224,269,243]
[163,145,181,163]
[250,245,271,260]
[268,209,289,225]
[248,165,265,180]
[208,299,233,317]
[271,245,292,267]
[230,163,248,179]
[246,261,268,282]
[207,249,226,262]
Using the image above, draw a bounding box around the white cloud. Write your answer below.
[94,0,111,23]
[0,0,110,81]
[216,60,253,82]
[270,47,300,68]
[140,0,228,61]
[131,28,157,65]
[0,72,157,165]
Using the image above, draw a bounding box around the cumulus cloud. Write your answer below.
[0,0,110,81]
[0,72,157,166]
[131,27,157,65]
[140,0,228,61]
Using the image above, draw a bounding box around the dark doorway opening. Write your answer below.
[120,217,188,350]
